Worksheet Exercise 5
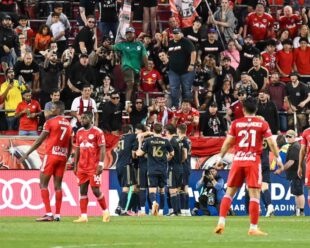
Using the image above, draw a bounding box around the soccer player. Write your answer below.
[73,111,110,223]
[20,101,72,221]
[214,97,283,236]
[177,124,192,216]
[136,123,174,216]
[165,124,183,216]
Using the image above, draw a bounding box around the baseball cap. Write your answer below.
[79,53,89,58]
[172,28,182,34]
[209,102,218,108]
[3,14,11,20]
[286,129,296,137]
[245,34,253,39]
[194,16,203,23]
[125,27,135,33]
[290,71,298,77]
[208,28,217,33]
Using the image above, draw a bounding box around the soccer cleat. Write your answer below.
[35,215,54,222]
[54,217,61,222]
[214,224,225,235]
[126,210,137,216]
[73,216,88,223]
[152,202,159,216]
[138,211,146,217]
[166,212,178,217]
[115,206,121,215]
[265,205,274,217]
[248,229,268,236]
[102,210,110,222]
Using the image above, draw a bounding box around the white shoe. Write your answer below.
[265,205,274,217]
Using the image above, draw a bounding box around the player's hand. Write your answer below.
[215,157,224,170]
[297,167,303,178]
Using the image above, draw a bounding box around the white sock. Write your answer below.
[46,212,53,217]
[218,217,226,226]
[141,207,145,212]
[81,213,87,218]
[250,224,257,230]
[54,214,60,218]
[169,208,173,214]
[103,209,109,214]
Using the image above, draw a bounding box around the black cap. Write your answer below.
[3,14,11,20]
[245,34,253,39]
[208,28,217,33]
[79,53,89,58]
[299,37,309,44]
[290,71,299,77]
[172,28,182,34]
[125,27,135,33]
[194,16,203,23]
[210,102,218,108]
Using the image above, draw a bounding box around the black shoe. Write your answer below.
[191,208,198,216]
[115,206,122,215]
[36,215,54,222]
[54,217,61,221]
[166,212,178,216]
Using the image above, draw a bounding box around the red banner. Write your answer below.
[0,170,109,216]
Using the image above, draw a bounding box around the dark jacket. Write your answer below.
[0,25,20,57]
[257,100,279,134]
[99,101,122,132]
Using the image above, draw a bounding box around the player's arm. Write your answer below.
[215,135,235,169]
[136,137,145,157]
[73,146,80,174]
[96,145,106,175]
[298,144,306,178]
[20,131,49,162]
[182,147,188,163]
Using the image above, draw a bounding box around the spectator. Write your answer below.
[147,97,174,126]
[248,54,268,91]
[18,33,32,59]
[276,39,294,83]
[15,15,34,47]
[105,27,148,101]
[293,24,310,48]
[158,51,170,87]
[238,34,260,73]
[172,99,200,136]
[0,14,21,72]
[168,28,196,107]
[74,15,97,55]
[93,74,115,108]
[33,24,52,55]
[215,56,238,93]
[0,68,27,130]
[126,98,148,129]
[162,16,179,47]
[199,28,223,64]
[99,91,122,134]
[221,39,240,70]
[261,39,276,74]
[142,0,158,38]
[276,29,290,51]
[46,3,71,32]
[214,78,234,112]
[234,71,258,98]
[50,13,67,57]
[208,0,236,43]
[267,72,288,132]
[200,102,227,137]
[227,88,247,120]
[14,52,39,91]
[293,37,310,86]
[78,0,97,28]
[244,2,274,50]
[71,84,98,132]
[257,90,279,134]
[182,16,203,51]
[98,0,119,40]
[44,89,61,120]
[15,90,41,136]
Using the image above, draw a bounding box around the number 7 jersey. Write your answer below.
[228,116,272,162]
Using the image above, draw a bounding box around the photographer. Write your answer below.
[192,166,225,216]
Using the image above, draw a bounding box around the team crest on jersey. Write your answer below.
[88,134,95,139]
[152,73,156,77]
[137,46,141,51]
[32,105,35,109]
[263,19,267,23]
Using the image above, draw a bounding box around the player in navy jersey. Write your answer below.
[177,124,192,216]
[136,123,174,216]
[166,124,183,216]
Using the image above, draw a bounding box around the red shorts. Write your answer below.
[41,155,66,177]
[76,171,101,187]
[227,160,262,188]
[305,163,310,186]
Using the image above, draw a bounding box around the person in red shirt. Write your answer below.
[73,111,110,223]
[276,39,294,82]
[214,97,283,236]
[172,99,199,136]
[298,115,310,211]
[227,89,247,120]
[293,37,310,84]
[15,90,42,136]
[244,2,274,50]
[15,15,35,47]
[261,39,276,73]
[20,101,73,221]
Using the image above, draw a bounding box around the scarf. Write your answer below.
[79,97,93,115]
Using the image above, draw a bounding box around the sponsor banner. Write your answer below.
[0,170,109,216]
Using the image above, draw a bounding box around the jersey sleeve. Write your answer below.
[43,119,52,133]
[75,131,81,147]
[227,120,236,137]
[262,121,272,139]
[97,129,106,147]
[141,139,148,153]
[301,131,308,146]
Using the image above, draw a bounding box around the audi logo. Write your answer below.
[0,178,44,210]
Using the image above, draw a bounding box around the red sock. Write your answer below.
[80,196,88,214]
[97,193,107,210]
[249,198,260,225]
[219,195,232,218]
[55,190,62,215]
[41,188,52,213]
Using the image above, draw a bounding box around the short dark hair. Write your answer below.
[82,110,93,120]
[22,89,32,95]
[51,12,60,18]
[182,99,192,105]
[52,101,65,114]
[165,124,176,135]
[122,124,133,134]
[153,123,163,134]
[242,97,257,114]
[82,84,92,90]
[87,15,95,20]
[276,134,286,148]
[135,123,146,132]
[50,88,60,95]
[177,124,187,134]
[110,91,119,97]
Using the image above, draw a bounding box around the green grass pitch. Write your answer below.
[1,216,309,248]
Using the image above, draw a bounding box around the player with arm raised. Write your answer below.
[73,111,110,223]
[214,97,283,236]
[20,101,72,221]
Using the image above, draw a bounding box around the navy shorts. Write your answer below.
[290,178,304,196]
[117,165,136,187]
[148,173,166,188]
[167,170,182,188]
[136,166,148,188]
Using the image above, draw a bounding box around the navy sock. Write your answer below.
[167,191,172,209]
[262,189,271,208]
[139,189,146,208]
[149,192,156,203]
[120,192,128,210]
[159,192,165,209]
[180,191,186,209]
[170,193,178,214]
[184,193,189,209]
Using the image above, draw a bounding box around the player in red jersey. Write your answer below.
[21,101,73,221]
[73,111,110,223]
[214,97,283,236]
[298,114,310,211]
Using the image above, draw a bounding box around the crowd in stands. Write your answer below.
[1,0,310,136]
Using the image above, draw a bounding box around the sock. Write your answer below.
[244,189,250,214]
[176,193,181,212]
[249,198,260,226]
[97,193,107,210]
[167,191,172,209]
[159,192,165,209]
[41,188,52,214]
[139,189,146,209]
[120,192,128,210]
[149,192,156,204]
[80,196,88,215]
[262,190,271,210]
[55,190,62,215]
[147,189,152,209]
[132,192,140,212]
[300,208,304,213]
[180,191,185,209]
[170,193,178,214]
[219,195,233,218]
[184,193,189,210]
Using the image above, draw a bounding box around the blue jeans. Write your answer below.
[168,70,195,107]
[98,21,119,40]
[19,130,38,136]
[6,116,19,130]
[279,112,288,132]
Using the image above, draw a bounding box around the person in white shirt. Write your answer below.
[50,12,67,56]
